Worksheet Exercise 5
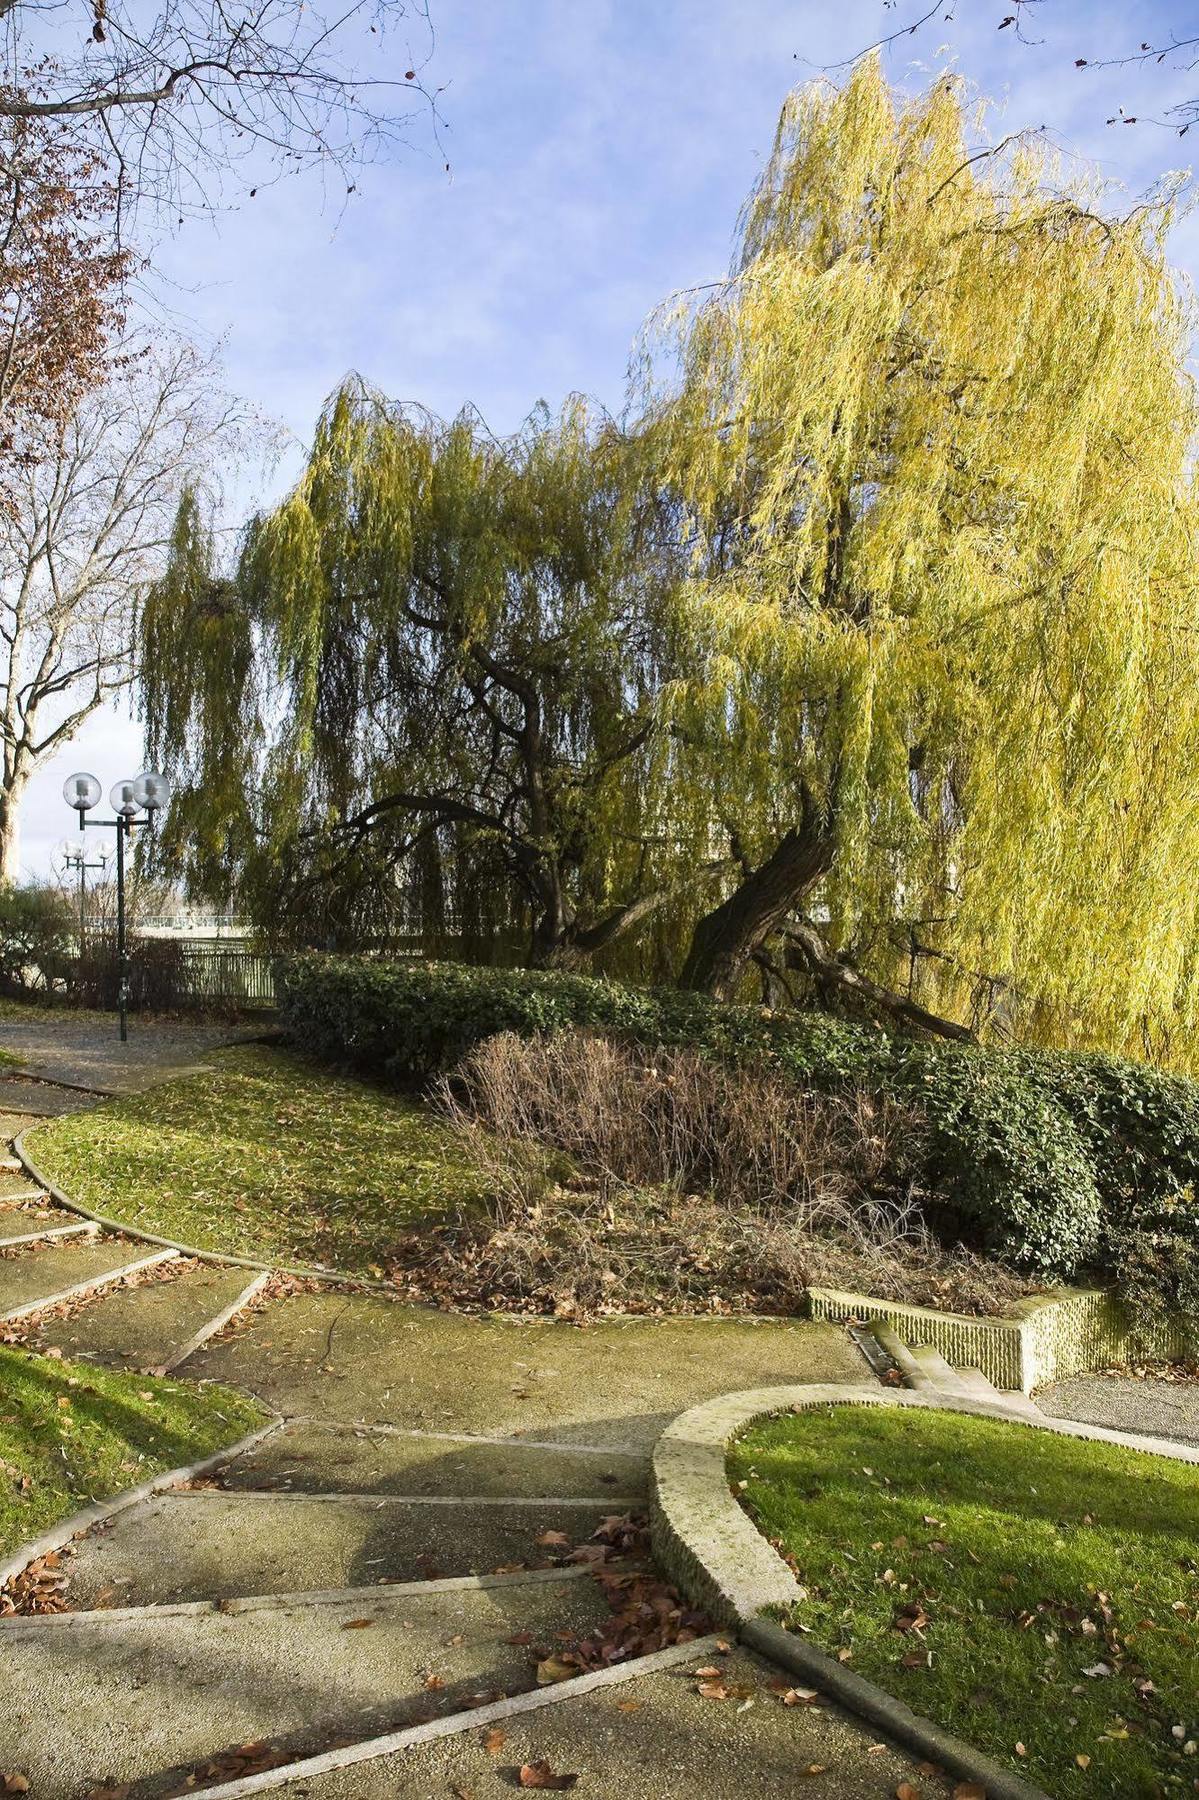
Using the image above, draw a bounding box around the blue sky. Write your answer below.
[26,0,1199,877]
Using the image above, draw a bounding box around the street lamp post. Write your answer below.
[62,771,171,1043]
[61,841,110,956]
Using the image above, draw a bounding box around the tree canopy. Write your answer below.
[0,119,130,490]
[141,61,1199,1064]
[0,336,254,880]
[646,60,1199,1058]
[141,385,702,966]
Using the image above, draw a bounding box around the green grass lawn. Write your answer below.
[729,1405,1199,1799]
[0,1344,263,1562]
[25,1043,491,1274]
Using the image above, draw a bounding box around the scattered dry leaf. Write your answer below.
[518,1762,578,1791]
[536,1657,576,1686]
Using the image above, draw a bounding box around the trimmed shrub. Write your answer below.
[890,1043,1100,1277]
[276,955,1117,1279]
[273,955,892,1084]
[0,883,74,994]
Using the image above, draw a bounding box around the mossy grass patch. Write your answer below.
[26,1043,492,1275]
[0,1343,263,1560]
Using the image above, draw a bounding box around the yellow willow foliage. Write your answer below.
[647,58,1199,1061]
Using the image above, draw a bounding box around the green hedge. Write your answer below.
[275,955,1199,1295]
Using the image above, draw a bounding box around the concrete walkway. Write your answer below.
[0,1007,266,1094]
[0,1028,962,1798]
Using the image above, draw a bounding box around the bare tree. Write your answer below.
[0,0,439,224]
[840,3,1199,133]
[0,335,257,879]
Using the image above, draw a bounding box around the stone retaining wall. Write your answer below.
[807,1284,1191,1393]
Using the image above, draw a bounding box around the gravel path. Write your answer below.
[0,1007,269,1094]
[1037,1372,1199,1446]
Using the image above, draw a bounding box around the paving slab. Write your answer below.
[1038,1372,1199,1446]
[0,1170,49,1200]
[274,1641,957,1800]
[188,1293,864,1448]
[0,1109,60,1142]
[0,1236,156,1316]
[0,1200,84,1244]
[63,1490,642,1605]
[29,1260,258,1371]
[218,1419,649,1500]
[0,1074,97,1117]
[0,1571,610,1798]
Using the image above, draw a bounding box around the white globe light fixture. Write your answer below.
[110,778,140,818]
[63,772,101,816]
[132,770,171,813]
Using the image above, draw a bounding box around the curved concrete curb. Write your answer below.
[0,1413,284,1593]
[13,1127,395,1293]
[651,1383,1199,1800]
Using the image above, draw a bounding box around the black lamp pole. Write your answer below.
[62,845,109,956]
[63,772,171,1043]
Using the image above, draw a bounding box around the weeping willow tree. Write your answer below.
[647,58,1199,1057]
[140,384,705,964]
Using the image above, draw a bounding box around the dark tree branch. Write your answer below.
[784,918,976,1044]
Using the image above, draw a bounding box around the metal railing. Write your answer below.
[173,945,278,1006]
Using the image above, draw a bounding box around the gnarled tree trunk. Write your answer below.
[679,821,833,1001]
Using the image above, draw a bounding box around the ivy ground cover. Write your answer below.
[728,1404,1199,1798]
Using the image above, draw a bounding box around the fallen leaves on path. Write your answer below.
[508,1512,712,1694]
[535,1656,576,1685]
[158,1740,294,1797]
[1,1254,197,1346]
[0,1545,74,1616]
